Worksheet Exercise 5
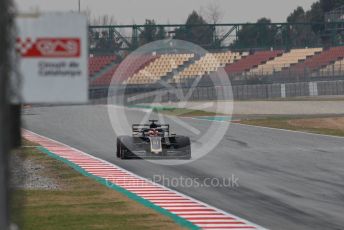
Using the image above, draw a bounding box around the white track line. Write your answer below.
[182,115,344,139]
[233,122,344,139]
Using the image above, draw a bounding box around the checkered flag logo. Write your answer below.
[16,37,36,56]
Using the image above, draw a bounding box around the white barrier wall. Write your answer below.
[281,84,286,98]
[15,13,88,103]
[92,80,344,102]
[309,82,318,96]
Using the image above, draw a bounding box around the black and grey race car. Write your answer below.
[116,120,191,159]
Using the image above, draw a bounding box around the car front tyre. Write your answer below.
[116,138,121,158]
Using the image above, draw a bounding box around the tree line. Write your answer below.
[137,0,344,49]
[233,0,344,49]
[89,0,344,51]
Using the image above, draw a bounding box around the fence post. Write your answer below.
[0,0,15,228]
[281,84,286,98]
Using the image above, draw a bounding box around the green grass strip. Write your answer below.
[36,146,199,230]
[128,104,177,111]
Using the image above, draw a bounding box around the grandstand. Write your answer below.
[89,55,117,77]
[90,65,118,86]
[282,46,344,77]
[90,54,157,86]
[87,13,344,90]
[172,52,247,83]
[89,46,344,88]
[126,53,194,84]
[225,50,283,76]
[87,2,344,89]
[246,48,323,76]
[315,58,344,77]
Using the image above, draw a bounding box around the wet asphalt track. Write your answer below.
[22,105,344,230]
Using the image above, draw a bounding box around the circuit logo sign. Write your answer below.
[16,38,81,58]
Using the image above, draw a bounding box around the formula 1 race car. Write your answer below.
[116,120,191,159]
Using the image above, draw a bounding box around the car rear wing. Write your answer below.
[132,124,170,135]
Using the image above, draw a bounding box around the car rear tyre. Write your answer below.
[117,138,130,159]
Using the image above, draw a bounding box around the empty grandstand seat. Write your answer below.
[247,48,322,76]
[314,58,344,77]
[284,46,344,76]
[171,51,245,83]
[90,54,158,86]
[89,55,117,76]
[225,50,283,76]
[90,65,118,86]
[126,53,194,84]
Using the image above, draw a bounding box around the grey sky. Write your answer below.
[15,0,316,25]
